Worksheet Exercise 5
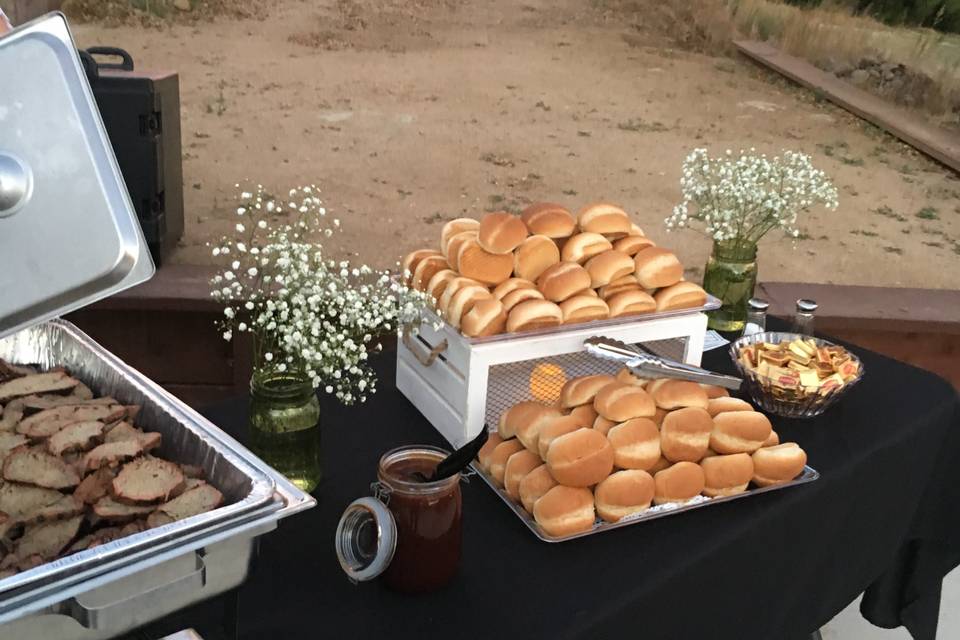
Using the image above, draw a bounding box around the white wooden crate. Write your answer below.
[397,307,711,447]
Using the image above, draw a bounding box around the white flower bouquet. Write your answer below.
[210,184,432,405]
[665,148,839,247]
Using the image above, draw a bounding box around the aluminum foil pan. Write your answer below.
[0,319,277,603]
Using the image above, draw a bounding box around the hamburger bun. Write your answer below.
[598,274,643,300]
[584,250,636,288]
[594,470,655,522]
[613,235,656,256]
[426,269,458,303]
[506,299,563,333]
[634,247,684,289]
[521,203,577,239]
[501,286,545,312]
[660,407,714,462]
[538,414,592,460]
[710,411,773,454]
[492,277,536,300]
[537,262,592,302]
[437,276,482,318]
[488,439,525,487]
[652,380,710,410]
[593,415,616,435]
[411,255,451,292]
[607,290,657,317]
[706,396,754,417]
[577,203,631,237]
[477,211,528,254]
[402,249,442,284]
[764,430,780,447]
[653,461,705,505]
[519,464,558,513]
[457,238,515,285]
[561,232,613,264]
[593,382,656,421]
[701,452,754,497]
[545,428,615,487]
[446,285,492,329]
[515,404,564,454]
[476,431,504,471]
[560,375,616,408]
[460,297,508,337]
[651,407,669,427]
[440,218,480,253]
[615,367,648,387]
[559,295,610,324]
[499,400,560,443]
[648,455,671,475]
[504,449,543,500]
[701,384,730,399]
[568,403,598,425]
[607,418,661,470]
[514,234,561,282]
[445,230,477,269]
[752,442,807,486]
[533,485,595,537]
[654,281,708,311]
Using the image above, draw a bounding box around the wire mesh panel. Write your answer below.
[483,337,689,427]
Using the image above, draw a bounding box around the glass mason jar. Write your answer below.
[249,371,322,493]
[702,240,758,332]
[377,446,462,594]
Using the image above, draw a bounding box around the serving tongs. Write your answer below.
[583,337,742,390]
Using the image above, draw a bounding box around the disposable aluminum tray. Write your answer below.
[0,319,278,609]
[475,461,819,542]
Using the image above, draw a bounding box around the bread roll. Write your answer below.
[654,281,708,311]
[710,411,772,455]
[607,290,656,317]
[537,262,592,302]
[593,382,656,421]
[648,455,671,475]
[445,231,477,270]
[568,403,598,425]
[628,223,644,236]
[410,256,450,292]
[402,249,442,284]
[446,285,492,328]
[561,232,613,264]
[701,384,730,399]
[476,431,504,471]
[607,418,661,470]
[701,452,754,497]
[595,470,655,522]
[593,415,616,435]
[559,295,610,324]
[652,380,709,410]
[763,430,780,447]
[653,461,705,505]
[504,449,542,500]
[493,277,536,300]
[706,396,754,417]
[613,235,656,256]
[514,404,563,454]
[560,375,616,408]
[651,407,668,427]
[461,298,507,337]
[478,212,528,254]
[615,368,647,387]
[533,485,595,537]
[499,400,559,442]
[752,442,807,486]
[488,439,525,487]
[645,378,670,396]
[584,250,635,288]
[426,269,458,304]
[519,464,558,513]
[506,299,563,333]
[634,247,683,289]
[501,286,545,312]
[599,274,642,300]
[538,414,591,460]
[437,276,482,318]
[440,218,480,253]
[521,203,576,239]
[514,235,561,282]
[545,428,614,487]
[458,238,514,285]
[660,407,714,462]
[577,203,631,237]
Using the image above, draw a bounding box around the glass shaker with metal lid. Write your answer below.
[791,299,818,335]
[743,298,769,337]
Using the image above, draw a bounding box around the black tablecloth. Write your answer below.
[169,322,959,640]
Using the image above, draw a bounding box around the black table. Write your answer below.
[149,325,959,640]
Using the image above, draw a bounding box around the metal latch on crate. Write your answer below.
[583,337,742,390]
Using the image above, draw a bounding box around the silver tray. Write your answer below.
[428,294,721,345]
[474,459,818,543]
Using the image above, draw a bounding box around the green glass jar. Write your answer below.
[702,240,758,332]
[249,372,322,493]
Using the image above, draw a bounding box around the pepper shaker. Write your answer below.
[743,298,769,337]
[791,299,818,335]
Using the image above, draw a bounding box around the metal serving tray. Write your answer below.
[0,320,315,638]
[475,460,819,543]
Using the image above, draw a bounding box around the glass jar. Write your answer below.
[743,298,769,337]
[702,240,759,332]
[249,372,322,493]
[377,446,462,593]
[791,298,818,335]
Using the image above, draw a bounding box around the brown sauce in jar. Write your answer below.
[378,448,462,593]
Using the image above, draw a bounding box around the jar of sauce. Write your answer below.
[335,445,462,594]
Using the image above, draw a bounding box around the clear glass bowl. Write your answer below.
[729,331,865,418]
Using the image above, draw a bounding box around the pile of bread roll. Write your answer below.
[401,203,708,338]
[475,370,808,538]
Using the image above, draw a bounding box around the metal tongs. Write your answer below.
[583,337,742,390]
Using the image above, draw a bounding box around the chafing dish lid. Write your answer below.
[0,13,154,340]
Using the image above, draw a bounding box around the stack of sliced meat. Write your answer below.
[0,360,224,579]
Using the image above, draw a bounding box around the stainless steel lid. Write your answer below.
[0,13,154,340]
[335,497,397,583]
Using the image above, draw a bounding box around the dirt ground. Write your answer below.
[71,0,960,288]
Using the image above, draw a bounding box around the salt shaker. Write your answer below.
[743,298,769,337]
[791,299,818,335]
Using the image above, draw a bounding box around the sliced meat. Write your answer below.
[15,515,83,561]
[112,456,184,504]
[0,400,24,432]
[0,372,79,403]
[73,467,116,505]
[69,383,94,401]
[119,519,147,537]
[47,421,105,457]
[0,433,28,460]
[0,360,37,381]
[24,494,83,525]
[93,496,155,520]
[103,421,142,444]
[81,440,144,473]
[148,483,224,529]
[3,448,80,489]
[0,482,64,520]
[179,464,206,480]
[17,405,125,439]
[19,395,116,414]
